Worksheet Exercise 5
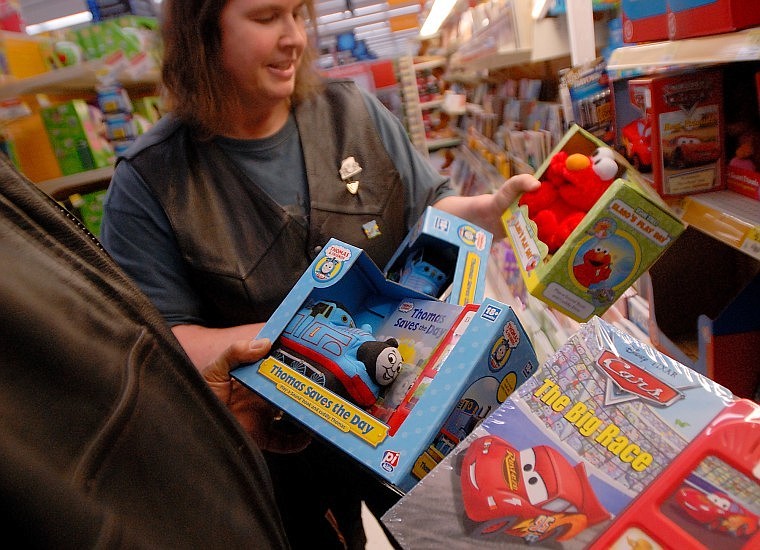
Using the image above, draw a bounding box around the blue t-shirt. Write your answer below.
[101,87,454,326]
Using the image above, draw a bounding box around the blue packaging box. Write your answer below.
[384,206,492,306]
[232,238,538,492]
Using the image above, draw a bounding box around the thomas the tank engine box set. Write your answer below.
[501,124,685,323]
[381,316,760,549]
[232,234,539,493]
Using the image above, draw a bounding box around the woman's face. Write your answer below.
[219,0,308,107]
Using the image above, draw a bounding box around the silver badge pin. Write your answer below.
[340,157,362,194]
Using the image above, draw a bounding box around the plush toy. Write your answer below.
[519,147,618,253]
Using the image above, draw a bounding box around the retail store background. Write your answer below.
[8,0,760,546]
[17,0,422,61]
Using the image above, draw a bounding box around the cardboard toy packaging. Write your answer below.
[40,100,114,176]
[501,124,685,323]
[667,0,760,41]
[384,206,493,306]
[627,69,725,199]
[382,317,760,549]
[620,0,668,44]
[232,237,539,492]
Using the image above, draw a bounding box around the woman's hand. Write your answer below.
[202,338,312,453]
[433,173,541,240]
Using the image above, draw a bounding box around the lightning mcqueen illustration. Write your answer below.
[460,435,610,543]
[676,485,758,537]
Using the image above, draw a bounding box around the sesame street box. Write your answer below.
[232,238,539,492]
[384,206,493,306]
[382,317,759,549]
[502,124,685,323]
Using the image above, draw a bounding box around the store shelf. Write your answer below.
[37,166,114,200]
[0,59,159,100]
[676,190,760,261]
[412,56,447,72]
[607,27,760,73]
[448,11,608,72]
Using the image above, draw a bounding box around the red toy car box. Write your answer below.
[380,317,758,548]
[668,0,760,41]
[627,70,725,198]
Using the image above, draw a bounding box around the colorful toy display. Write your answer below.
[626,70,724,198]
[381,316,756,548]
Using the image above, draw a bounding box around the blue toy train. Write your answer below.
[274,300,402,408]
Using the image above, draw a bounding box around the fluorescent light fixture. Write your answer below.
[419,0,457,37]
[25,11,93,35]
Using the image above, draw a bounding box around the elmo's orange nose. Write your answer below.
[566,153,590,171]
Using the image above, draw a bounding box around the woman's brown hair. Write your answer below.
[159,0,322,138]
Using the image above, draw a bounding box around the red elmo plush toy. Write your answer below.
[519,147,618,253]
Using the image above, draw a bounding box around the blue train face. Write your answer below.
[277,301,401,407]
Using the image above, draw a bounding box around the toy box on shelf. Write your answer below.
[620,0,668,43]
[382,316,760,549]
[501,124,685,323]
[384,206,493,306]
[626,69,725,199]
[232,237,539,492]
[40,100,113,176]
[667,0,760,40]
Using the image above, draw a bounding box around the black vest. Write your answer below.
[0,155,289,549]
[125,80,406,326]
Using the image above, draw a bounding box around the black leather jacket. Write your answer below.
[0,155,289,549]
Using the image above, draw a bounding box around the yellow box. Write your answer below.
[0,31,53,79]
[4,112,62,183]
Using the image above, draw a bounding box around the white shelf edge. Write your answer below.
[608,27,760,71]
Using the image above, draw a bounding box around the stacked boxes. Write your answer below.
[233,237,538,492]
[621,0,668,43]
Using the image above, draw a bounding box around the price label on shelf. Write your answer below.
[740,226,760,260]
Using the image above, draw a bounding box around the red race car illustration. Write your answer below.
[675,485,759,537]
[460,435,610,543]
[620,118,653,171]
[665,135,721,168]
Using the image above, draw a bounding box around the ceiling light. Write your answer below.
[419,0,457,37]
[25,11,93,35]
